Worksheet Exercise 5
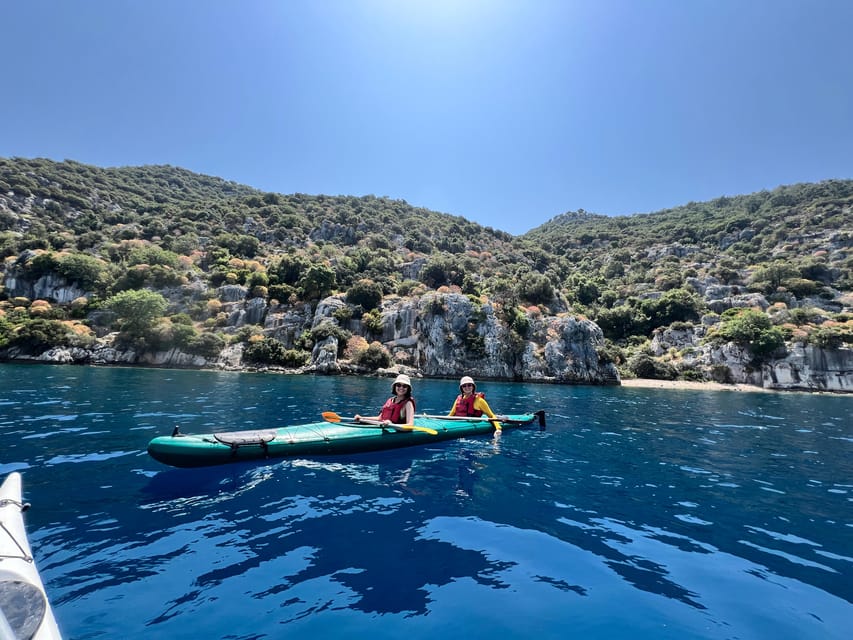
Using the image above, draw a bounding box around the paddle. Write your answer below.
[416,413,507,430]
[321,411,438,436]
[419,413,520,424]
[419,411,546,428]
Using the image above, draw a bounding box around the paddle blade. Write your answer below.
[399,425,439,436]
[321,411,342,423]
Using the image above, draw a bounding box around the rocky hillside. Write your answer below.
[1,157,851,391]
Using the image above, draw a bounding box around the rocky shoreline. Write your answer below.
[4,348,851,395]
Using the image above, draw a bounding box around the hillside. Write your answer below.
[1,157,851,388]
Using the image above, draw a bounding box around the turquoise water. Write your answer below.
[1,363,851,639]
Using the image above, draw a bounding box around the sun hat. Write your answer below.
[459,376,476,392]
[392,373,412,393]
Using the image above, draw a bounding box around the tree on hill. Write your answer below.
[107,289,168,337]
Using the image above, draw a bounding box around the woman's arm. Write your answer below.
[474,397,508,424]
[474,396,498,419]
[354,413,380,422]
[401,400,415,424]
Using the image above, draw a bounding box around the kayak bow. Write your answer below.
[0,472,63,640]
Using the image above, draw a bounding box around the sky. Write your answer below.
[2,1,852,235]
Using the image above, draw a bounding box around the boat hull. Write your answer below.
[147,413,544,468]
[0,472,62,640]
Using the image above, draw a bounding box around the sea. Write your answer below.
[1,363,850,640]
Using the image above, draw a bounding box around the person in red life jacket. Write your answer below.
[355,374,416,426]
[448,376,507,428]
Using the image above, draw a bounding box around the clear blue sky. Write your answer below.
[2,1,851,235]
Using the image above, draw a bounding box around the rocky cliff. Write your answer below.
[1,274,620,385]
[5,256,853,392]
[650,324,853,392]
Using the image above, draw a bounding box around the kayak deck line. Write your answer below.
[1,472,63,640]
[1,521,34,562]
[148,411,546,468]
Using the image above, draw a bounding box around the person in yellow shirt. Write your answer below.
[448,376,507,428]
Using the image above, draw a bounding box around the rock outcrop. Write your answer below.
[360,292,619,383]
[4,271,86,304]
[651,325,853,392]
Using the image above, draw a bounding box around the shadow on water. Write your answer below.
[163,454,504,619]
[45,440,515,619]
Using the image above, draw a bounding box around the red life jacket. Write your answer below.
[379,396,416,423]
[454,392,485,417]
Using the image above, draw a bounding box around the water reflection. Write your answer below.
[3,365,851,639]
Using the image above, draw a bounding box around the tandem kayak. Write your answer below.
[0,472,62,640]
[147,411,545,468]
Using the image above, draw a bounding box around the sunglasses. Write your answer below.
[462,383,474,387]
[395,383,409,389]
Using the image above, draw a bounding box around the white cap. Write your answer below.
[392,373,412,393]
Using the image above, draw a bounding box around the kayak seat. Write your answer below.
[214,430,278,447]
[0,578,46,640]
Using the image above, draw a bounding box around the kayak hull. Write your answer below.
[0,472,62,640]
[147,412,545,468]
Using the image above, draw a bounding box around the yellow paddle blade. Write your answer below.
[399,425,439,436]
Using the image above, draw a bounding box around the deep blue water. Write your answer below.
[1,363,851,640]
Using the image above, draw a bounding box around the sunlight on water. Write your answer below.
[1,364,851,639]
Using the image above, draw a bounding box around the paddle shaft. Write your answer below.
[321,412,437,435]
[419,413,511,423]
[419,412,546,427]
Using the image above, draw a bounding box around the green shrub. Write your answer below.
[808,325,853,349]
[127,246,181,268]
[297,263,336,300]
[516,271,554,305]
[509,308,531,338]
[346,279,383,311]
[596,340,625,366]
[396,279,422,296]
[626,353,677,380]
[24,252,60,279]
[244,338,309,366]
[0,315,13,348]
[594,305,647,341]
[187,332,226,358]
[107,289,168,336]
[10,318,73,351]
[352,341,392,370]
[307,320,352,356]
[710,308,786,358]
[362,308,383,334]
[425,295,445,315]
[170,312,194,325]
[640,288,702,329]
[56,253,109,291]
[332,306,354,323]
[781,278,819,297]
[268,283,296,302]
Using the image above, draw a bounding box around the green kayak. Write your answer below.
[147,411,545,468]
